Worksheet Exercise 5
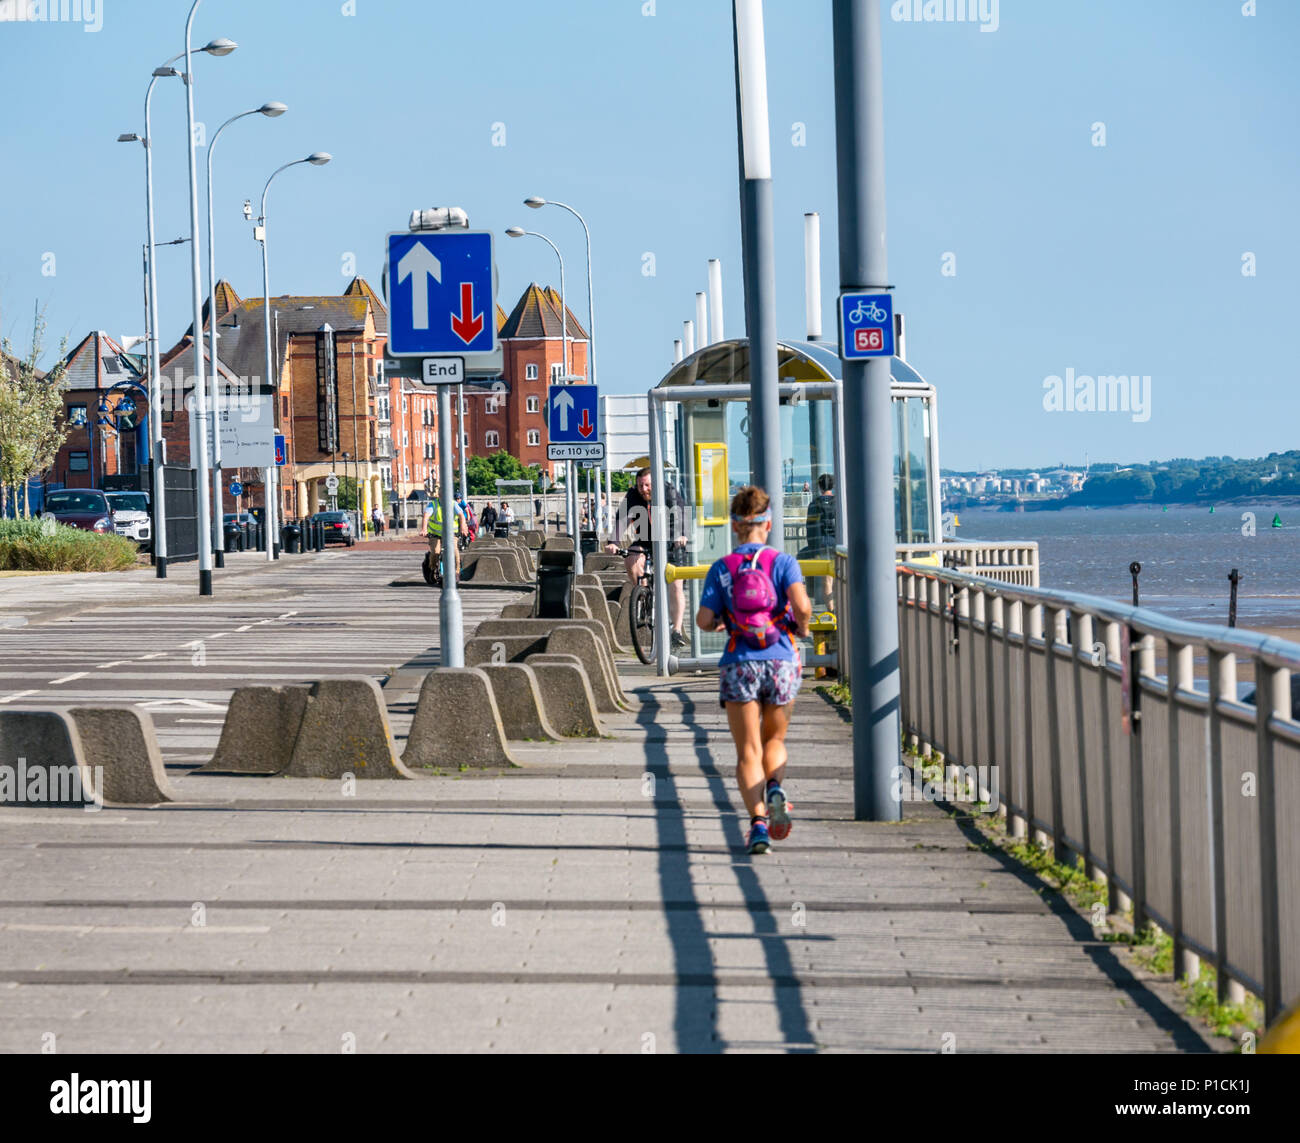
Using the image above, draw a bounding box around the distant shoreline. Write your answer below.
[953,497,1300,514]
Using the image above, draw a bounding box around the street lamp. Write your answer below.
[525,195,601,528]
[255,152,332,560]
[205,100,287,569]
[505,224,582,573]
[182,0,239,595]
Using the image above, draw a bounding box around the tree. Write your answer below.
[0,311,69,518]
[466,451,533,496]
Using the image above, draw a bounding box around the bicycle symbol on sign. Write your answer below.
[849,299,888,324]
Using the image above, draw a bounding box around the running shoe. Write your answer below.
[746,818,771,855]
[670,629,688,651]
[767,782,793,841]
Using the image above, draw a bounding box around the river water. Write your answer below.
[955,503,1300,632]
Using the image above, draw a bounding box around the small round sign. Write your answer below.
[229,481,243,497]
[325,474,340,493]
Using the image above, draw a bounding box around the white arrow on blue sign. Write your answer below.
[838,291,895,360]
[386,230,497,358]
[548,384,599,443]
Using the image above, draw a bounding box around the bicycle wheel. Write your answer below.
[629,582,655,665]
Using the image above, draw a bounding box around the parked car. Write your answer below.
[40,489,116,534]
[309,511,356,547]
[103,491,151,545]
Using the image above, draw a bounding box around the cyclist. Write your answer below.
[696,485,812,855]
[425,487,465,580]
[606,466,689,651]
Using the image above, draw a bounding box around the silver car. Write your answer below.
[103,491,152,545]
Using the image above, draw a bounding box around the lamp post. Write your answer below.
[118,40,229,579]
[505,225,582,573]
[525,196,599,531]
[254,151,332,561]
[205,100,286,568]
[182,2,237,595]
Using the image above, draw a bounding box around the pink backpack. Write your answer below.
[721,547,792,651]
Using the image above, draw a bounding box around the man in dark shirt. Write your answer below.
[606,467,689,650]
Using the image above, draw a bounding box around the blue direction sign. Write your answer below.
[386,231,496,358]
[839,291,895,360]
[229,480,243,498]
[548,384,599,443]
[274,434,286,466]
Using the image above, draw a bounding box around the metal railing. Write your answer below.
[895,561,1300,1022]
[896,541,1040,586]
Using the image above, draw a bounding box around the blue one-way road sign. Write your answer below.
[839,291,894,360]
[548,384,599,443]
[387,231,496,358]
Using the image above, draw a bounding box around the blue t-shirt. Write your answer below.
[699,543,804,665]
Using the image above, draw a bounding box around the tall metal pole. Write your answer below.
[456,383,468,502]
[437,384,464,667]
[143,69,175,578]
[183,1,214,596]
[733,0,783,506]
[708,258,725,342]
[834,0,901,822]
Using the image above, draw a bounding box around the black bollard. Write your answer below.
[1129,561,1142,607]
[1228,568,1240,628]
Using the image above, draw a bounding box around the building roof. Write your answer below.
[1,349,44,382]
[51,331,144,392]
[499,283,589,341]
[183,280,243,338]
[343,277,387,334]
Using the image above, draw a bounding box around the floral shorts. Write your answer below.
[719,658,803,707]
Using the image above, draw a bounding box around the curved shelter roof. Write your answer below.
[654,337,928,391]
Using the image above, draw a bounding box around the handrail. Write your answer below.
[665,558,834,583]
[899,561,1300,672]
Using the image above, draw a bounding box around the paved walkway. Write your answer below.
[0,549,1219,1052]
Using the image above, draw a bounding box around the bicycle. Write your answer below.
[616,543,688,665]
[849,299,888,324]
[421,535,460,588]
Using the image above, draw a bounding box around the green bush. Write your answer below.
[0,518,138,572]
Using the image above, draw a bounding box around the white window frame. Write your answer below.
[550,363,563,383]
[526,395,540,414]
[485,431,499,448]
[527,429,541,446]
[525,363,538,381]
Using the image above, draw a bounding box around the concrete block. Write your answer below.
[545,626,630,713]
[582,553,624,573]
[0,710,98,808]
[542,536,575,552]
[462,544,532,583]
[199,685,309,774]
[523,530,544,549]
[461,554,515,585]
[402,668,517,769]
[610,580,635,638]
[69,707,175,805]
[523,656,603,737]
[499,599,537,619]
[283,677,414,779]
[576,585,623,652]
[464,634,550,668]
[479,663,561,740]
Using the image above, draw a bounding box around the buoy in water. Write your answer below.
[1273,513,1283,528]
[1209,506,1216,514]
[953,514,960,527]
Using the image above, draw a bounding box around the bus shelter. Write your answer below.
[644,338,942,675]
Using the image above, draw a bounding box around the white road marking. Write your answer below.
[0,690,39,704]
[96,661,130,670]
[50,673,88,685]
[1,923,272,935]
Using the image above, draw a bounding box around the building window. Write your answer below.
[68,450,89,472]
[67,404,87,427]
[526,396,540,414]
[550,363,563,383]
[485,431,499,448]
[485,396,499,414]
[403,430,409,447]
[403,397,408,412]
[525,363,538,381]
[527,429,540,446]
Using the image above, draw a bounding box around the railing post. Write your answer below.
[1072,610,1097,881]
[951,579,969,786]
[1257,660,1288,1021]
[1042,606,1067,861]
[986,592,1003,814]
[1006,598,1025,838]
[924,575,940,759]
[903,572,919,753]
[1168,640,1198,983]
[1025,603,1046,847]
[1207,648,1234,1000]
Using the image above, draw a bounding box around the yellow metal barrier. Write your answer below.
[664,559,835,583]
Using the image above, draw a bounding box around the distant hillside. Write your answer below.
[1069,451,1300,506]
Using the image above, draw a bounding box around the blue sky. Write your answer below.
[0,0,1296,470]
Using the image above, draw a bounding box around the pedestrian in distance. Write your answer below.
[696,485,812,855]
[479,501,498,535]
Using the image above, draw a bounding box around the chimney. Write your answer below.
[683,320,695,357]
[695,292,709,348]
[804,212,822,340]
[707,259,724,342]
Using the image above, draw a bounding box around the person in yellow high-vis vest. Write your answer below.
[426,489,464,579]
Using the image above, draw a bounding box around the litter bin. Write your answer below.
[224,520,242,553]
[282,522,302,555]
[579,529,599,558]
[536,549,574,619]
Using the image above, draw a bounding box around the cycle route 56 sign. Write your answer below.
[386,231,496,359]
[838,291,894,360]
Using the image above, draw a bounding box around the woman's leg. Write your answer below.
[760,701,792,786]
[725,701,767,818]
